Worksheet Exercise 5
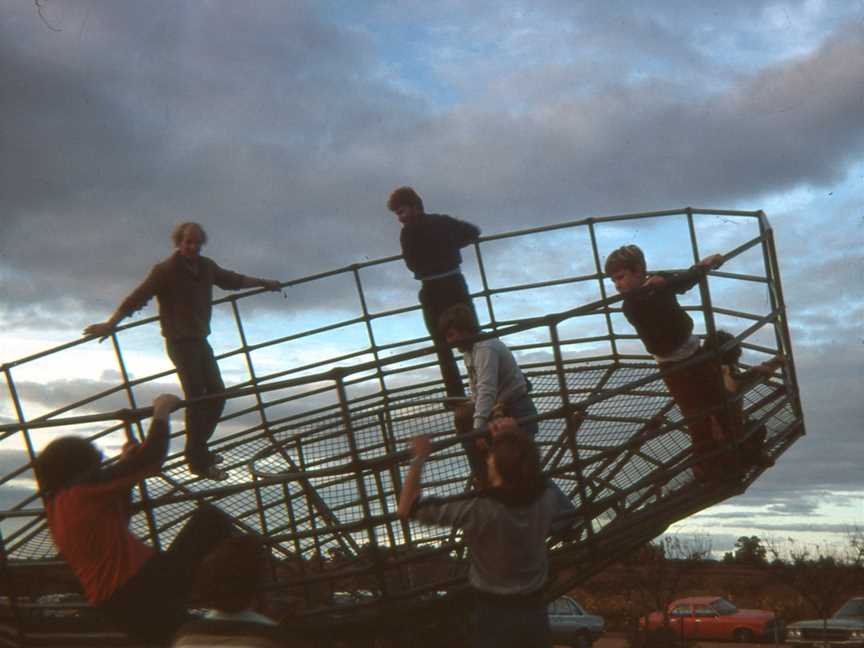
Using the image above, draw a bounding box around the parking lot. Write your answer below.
[572,631,789,647]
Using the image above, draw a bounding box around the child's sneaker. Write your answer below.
[208,452,224,465]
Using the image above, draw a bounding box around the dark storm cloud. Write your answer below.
[420,24,864,225]
[0,1,417,317]
[1,2,861,532]
[2,2,862,326]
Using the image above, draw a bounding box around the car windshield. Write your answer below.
[710,598,738,615]
[834,600,864,619]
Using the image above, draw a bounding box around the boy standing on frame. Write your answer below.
[604,244,731,481]
[438,303,537,481]
[388,186,480,398]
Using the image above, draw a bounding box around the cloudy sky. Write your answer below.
[1,1,862,555]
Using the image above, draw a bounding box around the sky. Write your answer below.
[1,0,862,557]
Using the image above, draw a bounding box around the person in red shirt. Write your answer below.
[35,393,236,644]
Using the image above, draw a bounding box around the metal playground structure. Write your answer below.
[0,207,804,644]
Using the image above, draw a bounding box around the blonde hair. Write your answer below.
[171,222,208,247]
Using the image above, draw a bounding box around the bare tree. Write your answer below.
[765,529,864,632]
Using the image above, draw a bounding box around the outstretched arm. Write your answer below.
[83,270,160,342]
[398,435,432,519]
[734,354,785,388]
[240,276,282,291]
[644,253,724,293]
[99,393,181,483]
[213,261,281,292]
[697,253,723,270]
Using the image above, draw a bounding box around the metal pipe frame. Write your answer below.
[0,207,804,638]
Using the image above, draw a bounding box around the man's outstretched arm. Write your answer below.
[83,270,160,341]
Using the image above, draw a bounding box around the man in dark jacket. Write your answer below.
[388,186,480,398]
[83,222,281,479]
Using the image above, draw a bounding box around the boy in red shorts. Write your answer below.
[604,245,730,480]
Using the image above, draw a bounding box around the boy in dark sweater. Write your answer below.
[388,186,480,398]
[604,244,729,481]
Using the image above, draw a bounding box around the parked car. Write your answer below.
[548,596,605,647]
[34,593,89,620]
[785,596,864,647]
[640,595,783,643]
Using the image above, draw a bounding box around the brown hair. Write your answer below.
[386,186,424,213]
[437,303,479,337]
[489,429,545,506]
[702,329,742,367]
[35,437,102,496]
[196,535,267,613]
[170,222,208,247]
[604,244,646,276]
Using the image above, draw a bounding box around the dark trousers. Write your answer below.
[661,356,735,479]
[473,592,551,648]
[166,337,225,473]
[100,504,236,645]
[419,273,476,398]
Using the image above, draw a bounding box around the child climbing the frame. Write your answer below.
[438,303,537,482]
[702,329,785,468]
[35,394,237,645]
[398,418,573,648]
[604,244,731,481]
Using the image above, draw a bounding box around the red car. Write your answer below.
[641,596,783,643]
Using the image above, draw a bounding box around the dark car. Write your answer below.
[786,597,864,647]
[548,596,605,647]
